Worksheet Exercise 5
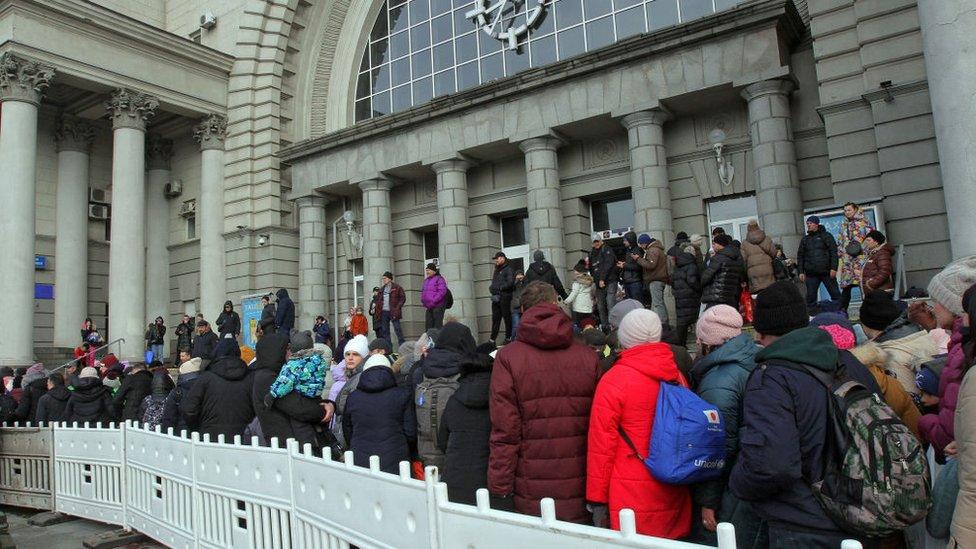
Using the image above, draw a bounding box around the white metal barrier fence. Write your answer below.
[0,423,863,549]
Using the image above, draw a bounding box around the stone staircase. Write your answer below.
[33,347,76,370]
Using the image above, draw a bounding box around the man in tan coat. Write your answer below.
[636,234,669,325]
[739,219,778,293]
[950,365,976,547]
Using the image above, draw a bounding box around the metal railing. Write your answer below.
[51,337,125,372]
[0,422,866,549]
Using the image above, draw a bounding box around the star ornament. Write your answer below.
[466,0,546,50]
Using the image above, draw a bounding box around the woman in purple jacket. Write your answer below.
[421,263,449,330]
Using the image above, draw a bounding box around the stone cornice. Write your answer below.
[281,0,804,163]
[0,0,234,74]
[0,52,54,105]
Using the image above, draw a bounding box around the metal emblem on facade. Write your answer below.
[466,0,546,50]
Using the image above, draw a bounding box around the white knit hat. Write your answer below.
[79,367,99,379]
[617,309,663,349]
[343,335,369,359]
[179,357,202,375]
[927,256,976,316]
[363,354,390,371]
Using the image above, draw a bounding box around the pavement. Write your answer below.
[2,508,165,549]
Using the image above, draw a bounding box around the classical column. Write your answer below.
[622,109,673,244]
[0,53,54,366]
[296,195,328,331]
[145,134,173,326]
[358,178,394,313]
[193,114,227,321]
[432,159,476,328]
[106,88,158,361]
[519,136,567,276]
[53,116,95,348]
[918,0,976,258]
[742,79,804,257]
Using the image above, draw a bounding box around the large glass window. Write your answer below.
[706,194,757,242]
[500,215,530,274]
[356,0,743,121]
[423,230,439,265]
[591,196,635,235]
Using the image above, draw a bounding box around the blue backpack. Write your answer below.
[619,381,727,484]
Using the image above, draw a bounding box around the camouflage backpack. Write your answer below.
[415,373,460,469]
[815,378,930,536]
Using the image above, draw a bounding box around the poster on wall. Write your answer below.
[806,203,883,303]
[240,294,265,349]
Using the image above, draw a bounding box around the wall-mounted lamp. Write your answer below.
[879,80,895,103]
[708,128,735,187]
[258,234,270,246]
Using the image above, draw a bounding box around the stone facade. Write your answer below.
[2,0,972,363]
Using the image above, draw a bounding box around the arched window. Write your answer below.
[354,0,742,122]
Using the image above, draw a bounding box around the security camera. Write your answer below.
[258,234,270,246]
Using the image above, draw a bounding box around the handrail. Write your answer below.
[50,337,125,372]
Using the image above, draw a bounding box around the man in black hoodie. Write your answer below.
[113,362,153,422]
[275,288,296,338]
[65,367,115,425]
[488,252,515,343]
[15,363,48,422]
[251,332,334,451]
[182,338,255,439]
[191,320,219,363]
[260,294,277,335]
[216,301,242,340]
[589,236,618,330]
[36,374,71,425]
[523,250,567,299]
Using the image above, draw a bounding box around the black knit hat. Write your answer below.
[753,281,809,336]
[858,290,902,331]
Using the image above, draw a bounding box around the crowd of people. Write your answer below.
[10,200,975,548]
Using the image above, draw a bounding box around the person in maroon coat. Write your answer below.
[488,281,601,523]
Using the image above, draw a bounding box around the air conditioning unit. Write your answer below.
[180,200,196,217]
[89,188,111,204]
[164,179,183,198]
[88,204,109,220]
[200,11,217,30]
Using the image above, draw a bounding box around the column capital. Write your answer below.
[146,133,174,169]
[294,194,328,208]
[741,79,795,102]
[106,88,158,131]
[357,177,394,192]
[193,113,227,151]
[431,158,473,175]
[0,53,55,105]
[518,134,565,154]
[621,108,671,130]
[55,116,95,153]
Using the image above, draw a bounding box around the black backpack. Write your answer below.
[445,289,454,309]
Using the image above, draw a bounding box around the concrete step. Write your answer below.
[32,347,76,369]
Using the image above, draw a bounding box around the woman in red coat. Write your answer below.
[587,308,692,538]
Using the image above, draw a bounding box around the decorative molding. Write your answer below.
[0,52,54,105]
[54,115,95,153]
[193,114,227,151]
[106,88,158,131]
[583,138,627,170]
[694,111,747,148]
[145,133,174,169]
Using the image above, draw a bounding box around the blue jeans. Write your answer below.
[380,311,404,346]
[149,344,164,363]
[624,281,644,302]
[511,311,521,339]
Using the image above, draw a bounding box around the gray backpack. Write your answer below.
[415,373,460,469]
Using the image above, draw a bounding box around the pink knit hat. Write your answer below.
[817,324,856,350]
[696,305,743,346]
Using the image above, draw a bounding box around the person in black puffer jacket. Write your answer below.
[15,363,48,422]
[113,363,153,422]
[161,357,202,433]
[182,339,254,439]
[619,231,645,301]
[65,367,115,425]
[701,234,745,309]
[796,215,841,309]
[671,243,703,347]
[437,350,493,504]
[36,374,71,425]
[342,354,416,474]
[216,301,242,340]
[251,331,332,451]
[523,251,567,299]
